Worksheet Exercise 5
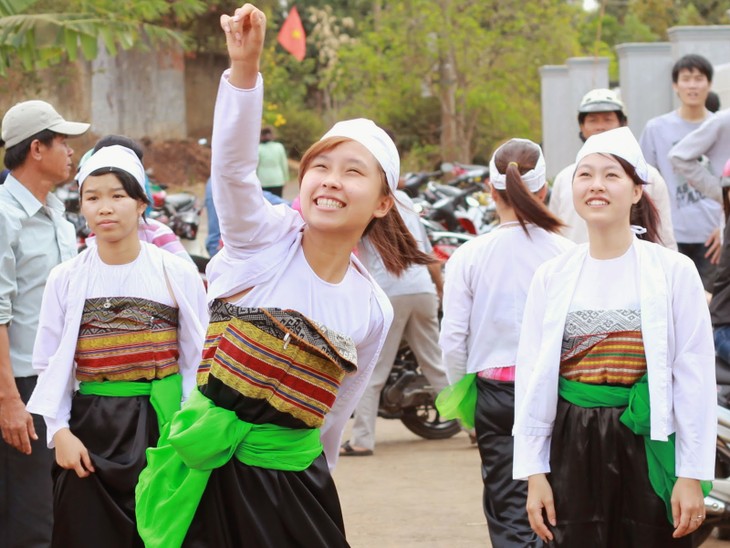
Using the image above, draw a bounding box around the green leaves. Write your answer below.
[0,0,204,75]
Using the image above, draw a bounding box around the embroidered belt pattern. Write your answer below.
[197,300,357,428]
[75,297,180,383]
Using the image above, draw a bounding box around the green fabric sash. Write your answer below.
[135,388,323,548]
[435,373,477,430]
[78,373,182,434]
[558,375,712,524]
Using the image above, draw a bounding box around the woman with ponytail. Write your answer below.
[515,127,715,546]
[134,4,432,547]
[438,138,572,546]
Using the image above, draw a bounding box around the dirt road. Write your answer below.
[333,418,730,548]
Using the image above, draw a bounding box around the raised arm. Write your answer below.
[212,5,300,257]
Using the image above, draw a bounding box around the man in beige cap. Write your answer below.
[0,100,88,546]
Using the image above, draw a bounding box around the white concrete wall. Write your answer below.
[91,44,187,140]
[540,57,609,180]
[615,43,673,138]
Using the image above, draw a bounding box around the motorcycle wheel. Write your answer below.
[400,404,461,440]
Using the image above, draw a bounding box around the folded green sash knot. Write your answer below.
[78,373,182,433]
[435,373,477,430]
[558,374,711,524]
[135,388,323,548]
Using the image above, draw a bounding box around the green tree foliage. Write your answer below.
[330,0,581,166]
[0,0,205,75]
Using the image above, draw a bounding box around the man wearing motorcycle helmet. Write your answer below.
[548,88,676,250]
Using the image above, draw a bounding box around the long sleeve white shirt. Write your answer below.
[439,224,573,384]
[513,239,716,481]
[26,243,208,446]
[205,71,393,469]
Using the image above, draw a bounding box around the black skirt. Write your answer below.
[548,397,692,548]
[52,393,158,548]
[183,453,348,547]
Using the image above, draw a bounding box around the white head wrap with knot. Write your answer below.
[575,126,649,182]
[76,145,146,193]
[321,118,400,192]
[489,138,546,192]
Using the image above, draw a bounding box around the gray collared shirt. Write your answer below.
[0,174,77,377]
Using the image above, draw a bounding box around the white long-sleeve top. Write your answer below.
[26,242,208,446]
[205,71,393,469]
[439,224,573,384]
[513,238,716,481]
[549,162,677,250]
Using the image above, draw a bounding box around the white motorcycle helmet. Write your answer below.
[578,88,627,123]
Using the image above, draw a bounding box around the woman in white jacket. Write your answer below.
[26,145,208,547]
[438,138,572,546]
[514,126,715,547]
[133,5,434,548]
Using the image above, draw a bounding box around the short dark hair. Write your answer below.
[672,54,713,83]
[93,135,144,161]
[82,166,150,209]
[3,129,58,170]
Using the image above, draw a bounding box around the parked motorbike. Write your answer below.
[54,181,90,249]
[378,343,461,440]
[148,181,201,241]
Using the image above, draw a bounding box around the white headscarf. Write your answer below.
[321,118,400,192]
[575,126,649,181]
[489,138,546,192]
[76,145,146,192]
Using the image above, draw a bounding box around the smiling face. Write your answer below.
[572,153,642,231]
[299,139,393,238]
[80,172,146,245]
[673,68,711,109]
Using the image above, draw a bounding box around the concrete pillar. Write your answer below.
[668,26,730,68]
[540,65,571,180]
[615,43,673,138]
[714,62,730,109]
[91,44,187,140]
[539,58,609,180]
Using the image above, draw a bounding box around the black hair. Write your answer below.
[672,54,713,83]
[93,135,144,161]
[82,167,150,221]
[706,91,721,113]
[611,155,661,245]
[3,129,58,170]
[260,127,274,143]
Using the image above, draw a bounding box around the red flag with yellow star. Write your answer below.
[277,6,306,61]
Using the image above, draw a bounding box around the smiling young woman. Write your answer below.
[514,127,715,547]
[134,4,433,548]
[26,145,208,547]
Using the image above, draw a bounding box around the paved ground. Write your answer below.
[333,418,730,548]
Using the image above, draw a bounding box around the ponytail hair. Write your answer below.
[611,155,662,244]
[491,140,564,236]
[299,136,435,277]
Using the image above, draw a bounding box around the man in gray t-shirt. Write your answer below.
[639,54,719,291]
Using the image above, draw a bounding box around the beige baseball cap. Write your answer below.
[2,100,90,148]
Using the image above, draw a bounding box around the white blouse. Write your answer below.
[27,243,208,446]
[205,71,393,469]
[439,224,573,383]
